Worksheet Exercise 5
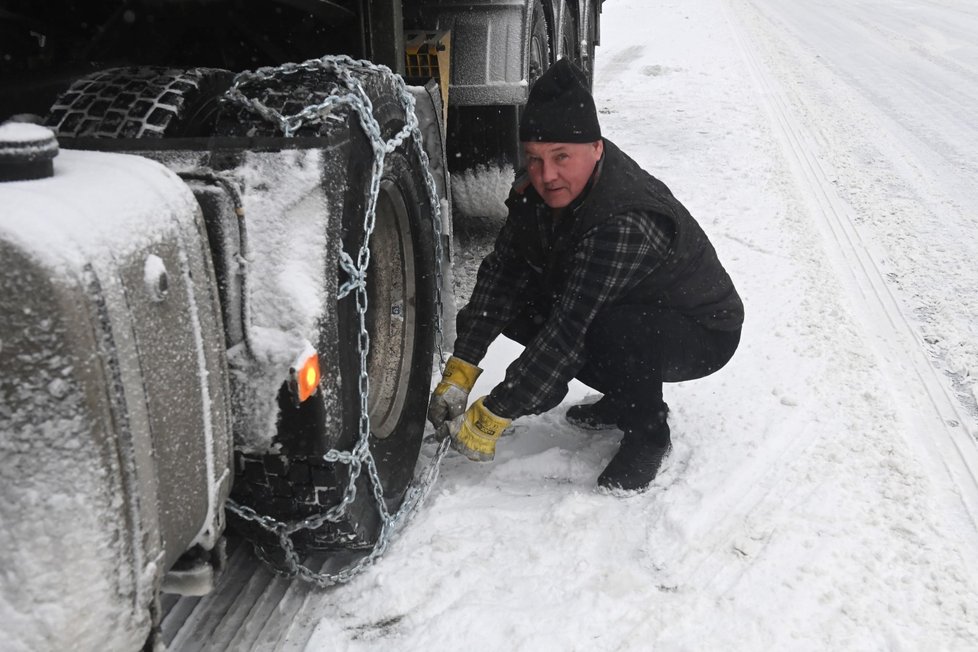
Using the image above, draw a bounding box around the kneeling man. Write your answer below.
[428,59,744,492]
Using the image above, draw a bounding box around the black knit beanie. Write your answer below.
[519,58,601,143]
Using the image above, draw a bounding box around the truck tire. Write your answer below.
[528,0,552,86]
[40,62,438,559]
[221,67,438,558]
[342,146,435,486]
[44,66,234,138]
[581,1,599,88]
[557,1,579,67]
[338,80,437,502]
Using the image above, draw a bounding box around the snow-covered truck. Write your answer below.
[0,0,601,649]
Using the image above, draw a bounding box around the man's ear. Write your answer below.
[593,140,604,160]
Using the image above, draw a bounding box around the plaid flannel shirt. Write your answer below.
[453,210,673,419]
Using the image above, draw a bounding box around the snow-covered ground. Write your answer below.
[291,0,978,649]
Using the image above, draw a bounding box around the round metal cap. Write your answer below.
[0,122,59,182]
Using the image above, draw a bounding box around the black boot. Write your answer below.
[566,396,622,430]
[597,407,671,492]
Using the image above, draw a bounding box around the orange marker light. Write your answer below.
[295,352,321,403]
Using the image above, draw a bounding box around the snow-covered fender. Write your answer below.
[0,146,232,651]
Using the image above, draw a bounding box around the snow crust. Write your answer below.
[220,149,333,452]
[0,122,51,142]
[0,149,198,271]
[0,122,58,158]
[293,0,978,649]
[235,150,330,339]
[157,147,337,453]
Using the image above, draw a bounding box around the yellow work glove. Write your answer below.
[427,356,482,430]
[439,397,512,462]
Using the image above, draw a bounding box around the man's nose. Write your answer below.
[541,160,558,183]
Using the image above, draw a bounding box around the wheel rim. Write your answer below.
[365,178,417,439]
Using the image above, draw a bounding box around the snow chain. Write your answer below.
[223,55,450,587]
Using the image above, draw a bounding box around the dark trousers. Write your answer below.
[503,303,740,436]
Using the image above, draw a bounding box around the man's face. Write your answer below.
[523,140,604,208]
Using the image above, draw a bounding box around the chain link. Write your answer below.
[224,54,451,587]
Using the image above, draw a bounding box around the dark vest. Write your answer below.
[504,139,744,331]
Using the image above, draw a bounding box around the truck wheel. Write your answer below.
[581,1,599,88]
[528,0,552,86]
[223,68,437,558]
[338,85,437,507]
[44,67,234,138]
[558,1,579,66]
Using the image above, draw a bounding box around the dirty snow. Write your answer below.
[298,0,978,649]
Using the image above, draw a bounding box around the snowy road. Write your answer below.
[168,1,978,649]
[732,0,978,441]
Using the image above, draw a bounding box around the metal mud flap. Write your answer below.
[0,148,231,650]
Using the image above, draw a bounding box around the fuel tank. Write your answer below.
[0,130,232,651]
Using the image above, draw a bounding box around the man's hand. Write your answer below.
[427,356,482,430]
[437,397,512,462]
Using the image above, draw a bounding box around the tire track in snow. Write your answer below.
[593,44,646,92]
[729,0,978,423]
[728,0,978,541]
